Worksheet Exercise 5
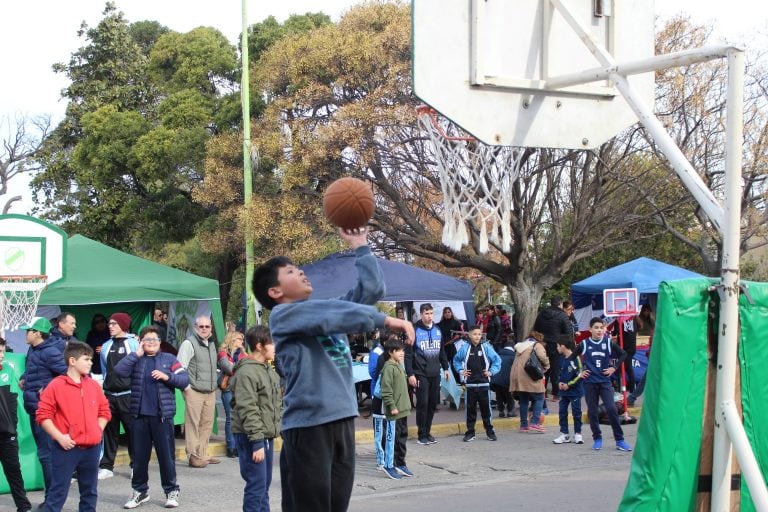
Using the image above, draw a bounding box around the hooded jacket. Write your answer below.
[405,320,448,378]
[532,306,573,346]
[509,339,550,393]
[36,374,111,447]
[231,357,282,445]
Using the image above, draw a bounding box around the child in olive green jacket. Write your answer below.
[379,339,413,480]
[231,326,282,512]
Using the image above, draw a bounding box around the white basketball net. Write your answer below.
[0,276,47,331]
[417,107,526,254]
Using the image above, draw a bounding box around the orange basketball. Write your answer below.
[322,177,375,229]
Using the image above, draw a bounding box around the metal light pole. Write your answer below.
[241,0,256,326]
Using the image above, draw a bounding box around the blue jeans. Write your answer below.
[221,390,234,450]
[235,433,273,512]
[29,417,53,500]
[46,443,100,512]
[517,391,544,427]
[558,395,583,434]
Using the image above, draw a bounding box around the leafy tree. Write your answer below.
[646,16,768,275]
[32,2,238,251]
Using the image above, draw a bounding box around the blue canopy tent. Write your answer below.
[301,251,474,303]
[571,257,705,327]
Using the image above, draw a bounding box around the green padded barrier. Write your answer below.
[737,281,768,511]
[619,278,714,511]
[0,352,44,493]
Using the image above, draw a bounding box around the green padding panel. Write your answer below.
[738,281,768,511]
[0,353,44,493]
[619,278,714,511]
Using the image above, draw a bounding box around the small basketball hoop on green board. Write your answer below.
[416,106,528,254]
[0,275,47,332]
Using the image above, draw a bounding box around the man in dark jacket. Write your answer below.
[49,312,78,346]
[405,303,449,445]
[20,316,65,507]
[484,305,503,351]
[532,297,574,401]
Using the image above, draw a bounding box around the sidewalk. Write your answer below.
[114,397,642,465]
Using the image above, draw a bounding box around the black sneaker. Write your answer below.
[416,437,430,445]
[487,431,498,441]
[426,435,437,444]
[498,411,507,418]
[462,432,476,442]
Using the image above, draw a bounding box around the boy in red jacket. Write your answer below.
[36,342,111,512]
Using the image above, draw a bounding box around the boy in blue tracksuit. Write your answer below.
[252,227,414,512]
[578,317,631,452]
[553,338,584,445]
[114,326,189,509]
[453,326,501,442]
[368,340,387,470]
[490,340,516,417]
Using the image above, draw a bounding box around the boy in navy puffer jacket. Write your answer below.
[114,326,189,509]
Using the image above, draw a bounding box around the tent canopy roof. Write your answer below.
[301,252,474,302]
[571,257,705,309]
[39,235,221,305]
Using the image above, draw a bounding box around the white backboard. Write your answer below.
[412,0,655,149]
[0,214,66,284]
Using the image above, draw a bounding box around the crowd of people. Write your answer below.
[0,227,655,512]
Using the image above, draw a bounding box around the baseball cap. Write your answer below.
[20,317,53,333]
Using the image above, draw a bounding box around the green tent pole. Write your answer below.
[241,0,256,327]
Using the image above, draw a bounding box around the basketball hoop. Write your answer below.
[0,275,47,331]
[416,106,527,253]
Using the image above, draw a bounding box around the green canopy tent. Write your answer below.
[39,234,225,338]
[1,234,225,494]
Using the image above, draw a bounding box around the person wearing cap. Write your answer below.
[97,312,139,480]
[19,316,65,508]
[176,315,219,468]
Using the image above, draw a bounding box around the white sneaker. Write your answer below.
[574,433,584,444]
[165,490,180,508]
[553,433,571,444]
[97,468,114,480]
[124,490,150,509]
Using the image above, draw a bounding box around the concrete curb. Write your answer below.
[114,406,642,465]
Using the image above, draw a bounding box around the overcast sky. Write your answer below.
[1,0,766,214]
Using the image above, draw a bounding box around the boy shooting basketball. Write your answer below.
[253,227,414,512]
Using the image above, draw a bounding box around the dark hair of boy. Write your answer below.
[467,325,482,331]
[252,256,294,310]
[0,336,5,348]
[138,326,159,339]
[589,317,603,327]
[64,341,93,362]
[384,339,405,358]
[419,303,433,313]
[556,338,575,351]
[550,296,562,308]
[245,325,272,352]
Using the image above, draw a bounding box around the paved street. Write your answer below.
[8,415,637,512]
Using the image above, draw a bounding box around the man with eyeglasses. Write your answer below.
[98,312,139,480]
[176,316,219,468]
